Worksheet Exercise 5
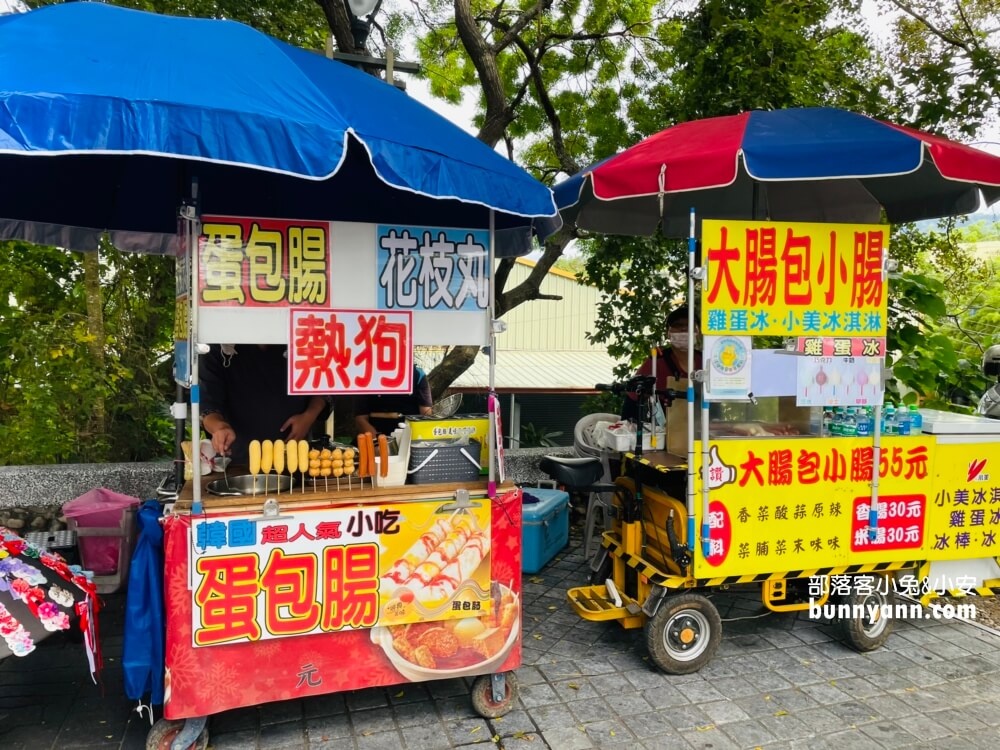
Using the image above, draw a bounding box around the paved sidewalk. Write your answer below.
[4,512,1000,749]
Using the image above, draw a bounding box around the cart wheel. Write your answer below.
[840,579,895,652]
[645,593,722,674]
[145,718,209,750]
[470,671,519,718]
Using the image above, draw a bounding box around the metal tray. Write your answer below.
[206,474,295,496]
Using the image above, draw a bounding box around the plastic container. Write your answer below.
[909,405,923,434]
[521,487,570,573]
[62,488,140,593]
[407,438,482,484]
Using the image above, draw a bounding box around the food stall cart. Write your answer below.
[542,216,1000,674]
[154,213,528,748]
[545,108,1000,674]
[0,6,560,749]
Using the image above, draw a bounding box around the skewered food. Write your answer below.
[261,440,273,474]
[378,434,389,478]
[286,440,298,475]
[248,440,261,476]
[273,439,285,476]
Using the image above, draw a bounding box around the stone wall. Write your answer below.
[0,448,573,526]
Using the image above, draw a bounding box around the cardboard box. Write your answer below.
[405,414,489,471]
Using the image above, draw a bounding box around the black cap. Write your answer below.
[665,306,688,327]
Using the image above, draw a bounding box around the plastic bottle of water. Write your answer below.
[842,408,858,437]
[821,407,834,437]
[909,404,923,435]
[831,407,843,436]
[896,405,911,436]
[883,404,897,435]
[855,407,872,437]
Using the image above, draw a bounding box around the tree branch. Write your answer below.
[314,0,362,54]
[455,0,510,146]
[888,0,973,52]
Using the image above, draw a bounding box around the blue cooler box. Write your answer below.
[521,487,570,573]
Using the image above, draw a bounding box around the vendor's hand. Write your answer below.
[282,412,316,442]
[211,426,235,456]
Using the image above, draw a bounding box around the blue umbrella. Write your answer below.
[0,2,558,254]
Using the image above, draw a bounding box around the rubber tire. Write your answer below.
[145,718,209,750]
[470,671,519,719]
[645,593,722,675]
[840,578,895,652]
[589,554,613,586]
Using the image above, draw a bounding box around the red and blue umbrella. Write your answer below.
[555,107,1000,236]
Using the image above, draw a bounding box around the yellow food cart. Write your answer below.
[542,218,1000,674]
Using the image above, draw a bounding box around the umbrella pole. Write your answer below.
[174,382,185,492]
[487,210,497,499]
[686,208,697,558]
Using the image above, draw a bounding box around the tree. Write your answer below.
[408,1,675,396]
[879,0,1000,137]
[0,240,176,464]
[581,0,899,370]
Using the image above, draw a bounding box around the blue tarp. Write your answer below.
[122,501,165,705]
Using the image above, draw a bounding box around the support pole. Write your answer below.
[487,210,497,498]
[686,207,697,554]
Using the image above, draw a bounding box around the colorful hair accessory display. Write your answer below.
[0,601,35,657]
[37,601,70,632]
[48,585,74,608]
[0,526,102,674]
[0,556,48,586]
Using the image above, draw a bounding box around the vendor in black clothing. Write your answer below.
[200,344,328,465]
[355,365,433,436]
[622,305,702,421]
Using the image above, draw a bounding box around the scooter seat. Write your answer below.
[539,455,604,489]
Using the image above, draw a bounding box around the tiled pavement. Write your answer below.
[4,510,1000,750]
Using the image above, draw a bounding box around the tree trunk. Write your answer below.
[82,247,106,439]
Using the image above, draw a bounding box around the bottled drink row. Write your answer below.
[820,405,923,437]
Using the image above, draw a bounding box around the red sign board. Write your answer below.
[288,309,412,395]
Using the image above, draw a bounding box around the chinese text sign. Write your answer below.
[377,225,490,312]
[199,216,330,308]
[696,437,938,576]
[289,309,412,395]
[701,220,888,337]
[190,501,492,647]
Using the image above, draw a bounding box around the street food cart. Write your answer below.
[0,6,560,749]
[154,207,533,746]
[546,108,1000,674]
[542,216,1000,674]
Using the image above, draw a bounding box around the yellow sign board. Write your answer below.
[700,219,888,337]
[690,436,1000,577]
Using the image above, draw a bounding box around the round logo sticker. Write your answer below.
[711,336,748,376]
